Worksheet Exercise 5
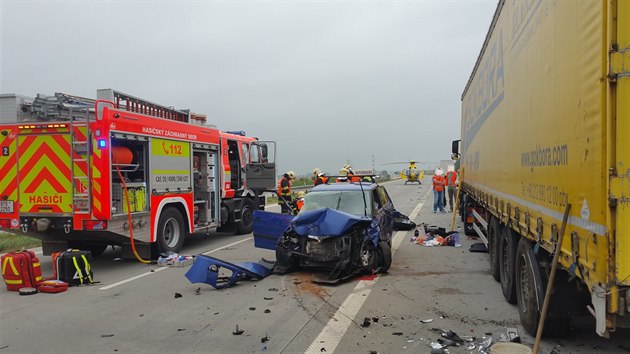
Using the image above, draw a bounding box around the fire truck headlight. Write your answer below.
[98,139,107,148]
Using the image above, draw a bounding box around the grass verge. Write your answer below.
[0,231,42,253]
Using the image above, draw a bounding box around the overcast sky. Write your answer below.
[1,0,497,176]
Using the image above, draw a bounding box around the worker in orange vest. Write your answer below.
[432,168,446,213]
[446,167,459,212]
[312,168,328,186]
[344,164,360,183]
[278,170,295,214]
[293,191,305,213]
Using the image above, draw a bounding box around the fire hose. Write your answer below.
[115,166,151,264]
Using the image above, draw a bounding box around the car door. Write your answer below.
[374,187,395,242]
[252,210,293,250]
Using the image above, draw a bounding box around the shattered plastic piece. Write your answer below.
[195,287,201,295]
[506,327,518,342]
[185,255,274,289]
[268,288,279,291]
[372,317,379,323]
[174,292,183,298]
[406,339,415,343]
[441,329,464,344]
[465,343,476,350]
[261,334,269,343]
[264,309,271,313]
[101,334,114,338]
[232,325,244,335]
[361,318,371,327]
[264,297,274,300]
[249,307,256,311]
[420,318,433,323]
[392,332,403,336]
[430,342,443,349]
[478,337,493,351]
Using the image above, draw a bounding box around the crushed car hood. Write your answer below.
[291,208,372,236]
[253,208,375,250]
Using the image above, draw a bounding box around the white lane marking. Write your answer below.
[202,237,252,255]
[99,267,169,290]
[305,188,430,354]
[100,237,252,290]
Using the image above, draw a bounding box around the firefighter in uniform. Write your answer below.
[293,191,305,213]
[344,164,360,183]
[278,170,295,214]
[336,168,349,183]
[313,168,328,186]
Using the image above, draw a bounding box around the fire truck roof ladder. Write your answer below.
[97,89,190,123]
[30,93,95,121]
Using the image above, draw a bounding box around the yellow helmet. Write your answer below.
[339,168,348,176]
[343,164,352,171]
[286,171,296,179]
[296,191,305,198]
[312,168,321,177]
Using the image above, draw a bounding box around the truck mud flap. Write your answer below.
[185,255,274,289]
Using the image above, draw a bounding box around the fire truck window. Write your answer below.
[250,145,260,163]
[242,144,250,163]
[228,140,240,188]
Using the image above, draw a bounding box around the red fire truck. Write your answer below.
[0,89,276,258]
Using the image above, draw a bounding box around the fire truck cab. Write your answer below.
[0,89,276,258]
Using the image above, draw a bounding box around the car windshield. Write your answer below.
[301,190,373,216]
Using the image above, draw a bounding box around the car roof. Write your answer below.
[310,182,378,192]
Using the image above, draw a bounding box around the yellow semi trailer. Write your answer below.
[452,0,629,337]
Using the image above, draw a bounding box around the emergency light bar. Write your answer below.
[18,124,68,129]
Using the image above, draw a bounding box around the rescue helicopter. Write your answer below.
[383,160,433,184]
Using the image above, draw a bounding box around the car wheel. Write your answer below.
[360,241,379,272]
[488,217,501,281]
[156,207,185,255]
[378,241,392,272]
[236,199,255,235]
[499,225,518,304]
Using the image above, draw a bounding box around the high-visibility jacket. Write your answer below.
[277,177,291,196]
[296,198,304,210]
[446,171,458,187]
[432,175,446,192]
[347,172,360,183]
[314,176,328,186]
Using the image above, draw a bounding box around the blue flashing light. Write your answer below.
[98,139,107,148]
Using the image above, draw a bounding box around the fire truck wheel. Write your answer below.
[499,225,518,304]
[236,199,256,235]
[156,207,185,254]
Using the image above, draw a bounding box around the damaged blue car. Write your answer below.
[253,182,415,283]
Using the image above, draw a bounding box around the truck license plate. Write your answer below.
[0,200,14,213]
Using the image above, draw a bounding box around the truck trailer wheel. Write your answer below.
[156,207,185,255]
[499,225,518,304]
[236,199,256,235]
[515,238,570,337]
[487,217,501,281]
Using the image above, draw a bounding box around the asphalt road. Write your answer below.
[1,178,629,353]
